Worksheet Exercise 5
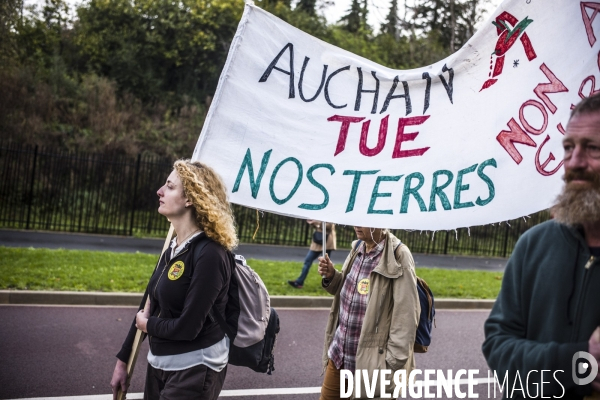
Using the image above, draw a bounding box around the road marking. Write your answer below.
[12,387,322,399]
[10,396,142,400]
[0,304,139,309]
[222,387,322,396]
[11,379,500,399]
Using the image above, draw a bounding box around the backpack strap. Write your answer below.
[191,236,211,267]
[417,277,434,321]
[211,300,236,339]
[190,237,236,339]
[393,239,402,262]
[392,242,435,323]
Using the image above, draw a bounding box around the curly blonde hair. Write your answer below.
[173,160,238,250]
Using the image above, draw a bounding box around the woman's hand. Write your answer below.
[135,309,149,333]
[142,298,151,319]
[318,254,335,280]
[110,359,128,400]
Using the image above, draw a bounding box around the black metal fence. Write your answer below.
[0,143,173,236]
[0,142,551,257]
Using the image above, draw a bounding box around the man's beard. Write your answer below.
[552,170,600,225]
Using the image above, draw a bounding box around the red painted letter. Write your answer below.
[392,116,430,158]
[496,118,536,164]
[533,64,568,114]
[328,115,365,156]
[581,2,600,47]
[535,134,563,176]
[359,115,389,157]
[519,100,548,135]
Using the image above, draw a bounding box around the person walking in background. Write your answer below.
[288,219,336,289]
[110,160,237,400]
[483,93,600,398]
[317,227,420,399]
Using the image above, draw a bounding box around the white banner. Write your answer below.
[193,0,599,230]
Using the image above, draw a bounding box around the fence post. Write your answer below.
[502,223,510,258]
[25,145,38,230]
[129,154,142,236]
[443,230,449,254]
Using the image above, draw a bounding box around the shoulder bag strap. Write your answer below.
[354,239,363,252]
[210,301,236,339]
[393,240,402,262]
[196,239,236,340]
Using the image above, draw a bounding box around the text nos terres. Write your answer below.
[232,148,497,214]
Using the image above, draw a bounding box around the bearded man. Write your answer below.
[483,93,600,400]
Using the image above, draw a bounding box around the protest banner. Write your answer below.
[193,0,598,231]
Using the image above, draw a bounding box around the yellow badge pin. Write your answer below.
[168,261,185,280]
[357,278,370,295]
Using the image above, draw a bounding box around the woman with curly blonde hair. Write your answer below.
[111,160,238,400]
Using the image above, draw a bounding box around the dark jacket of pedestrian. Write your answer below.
[483,220,600,399]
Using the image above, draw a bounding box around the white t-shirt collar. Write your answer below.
[170,231,203,258]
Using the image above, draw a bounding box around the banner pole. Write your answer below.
[321,221,326,259]
[321,221,326,278]
[117,223,174,400]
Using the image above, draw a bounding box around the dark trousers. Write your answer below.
[144,363,227,400]
[296,249,333,285]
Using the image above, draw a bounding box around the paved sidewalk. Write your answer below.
[0,229,507,271]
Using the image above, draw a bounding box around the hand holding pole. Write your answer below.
[115,223,174,400]
[318,253,334,281]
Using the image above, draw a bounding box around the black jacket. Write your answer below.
[483,220,600,399]
[117,233,234,362]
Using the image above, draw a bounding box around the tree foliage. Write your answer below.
[410,0,489,52]
[0,0,23,64]
[338,0,369,33]
[0,0,493,158]
[75,0,244,106]
[381,0,400,38]
[295,0,317,16]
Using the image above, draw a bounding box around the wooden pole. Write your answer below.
[321,221,327,278]
[117,224,174,400]
[321,221,326,259]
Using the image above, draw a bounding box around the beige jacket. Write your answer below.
[321,232,420,399]
[309,221,336,251]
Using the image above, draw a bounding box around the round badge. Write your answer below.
[168,261,185,280]
[357,278,370,295]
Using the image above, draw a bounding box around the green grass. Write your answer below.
[0,247,158,292]
[414,268,502,299]
[0,247,503,298]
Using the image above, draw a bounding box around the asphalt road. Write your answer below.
[0,305,501,400]
[0,229,507,271]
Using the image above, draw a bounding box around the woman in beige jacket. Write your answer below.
[317,227,420,399]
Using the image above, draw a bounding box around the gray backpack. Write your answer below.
[210,254,280,374]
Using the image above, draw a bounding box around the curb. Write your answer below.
[0,290,495,309]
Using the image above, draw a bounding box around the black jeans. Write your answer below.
[144,363,227,400]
